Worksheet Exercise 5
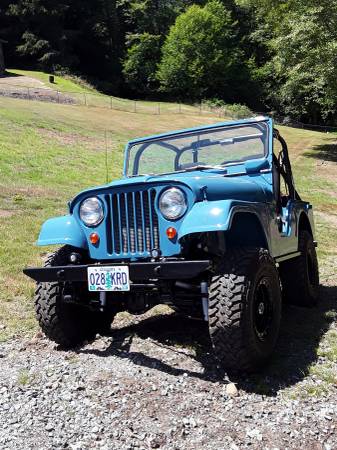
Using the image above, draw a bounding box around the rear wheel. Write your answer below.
[208,248,281,372]
[34,246,115,347]
[280,230,319,307]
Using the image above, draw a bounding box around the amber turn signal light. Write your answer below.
[89,232,100,245]
[166,227,177,239]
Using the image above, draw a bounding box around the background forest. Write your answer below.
[1,0,337,125]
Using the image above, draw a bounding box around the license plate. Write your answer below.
[87,266,130,292]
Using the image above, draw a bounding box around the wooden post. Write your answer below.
[178,102,182,114]
[57,91,60,103]
[27,87,30,100]
[134,100,137,112]
[84,93,87,106]
[110,97,112,109]
[158,103,161,115]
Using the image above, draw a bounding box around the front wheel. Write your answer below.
[34,246,115,348]
[208,248,282,372]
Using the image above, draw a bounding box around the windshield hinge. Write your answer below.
[200,186,208,200]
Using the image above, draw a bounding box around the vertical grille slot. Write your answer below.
[112,194,121,254]
[105,194,113,254]
[151,189,159,249]
[109,188,160,256]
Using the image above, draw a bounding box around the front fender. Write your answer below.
[179,200,268,240]
[37,215,88,249]
[179,200,234,238]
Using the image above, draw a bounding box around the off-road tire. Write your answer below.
[209,248,282,372]
[280,230,319,307]
[34,245,114,347]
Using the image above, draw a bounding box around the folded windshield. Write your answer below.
[126,122,268,176]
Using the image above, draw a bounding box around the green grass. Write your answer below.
[0,95,336,397]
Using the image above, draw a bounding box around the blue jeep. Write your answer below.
[24,116,319,372]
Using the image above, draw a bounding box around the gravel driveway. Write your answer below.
[0,283,336,450]
[0,74,75,104]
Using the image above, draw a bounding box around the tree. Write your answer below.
[7,0,72,70]
[122,0,199,95]
[157,0,244,100]
[236,0,337,123]
[270,1,337,122]
[123,33,161,94]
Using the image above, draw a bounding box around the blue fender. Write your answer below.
[37,215,88,249]
[179,199,269,244]
[179,200,234,237]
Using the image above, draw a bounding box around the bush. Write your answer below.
[202,99,253,119]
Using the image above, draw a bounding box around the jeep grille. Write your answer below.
[105,188,159,257]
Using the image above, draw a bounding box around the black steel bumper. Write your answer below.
[23,260,211,283]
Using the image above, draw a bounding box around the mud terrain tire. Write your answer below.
[280,230,319,307]
[34,246,114,347]
[209,248,281,372]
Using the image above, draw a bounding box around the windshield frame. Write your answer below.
[123,118,271,178]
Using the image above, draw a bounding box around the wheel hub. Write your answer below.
[258,302,265,315]
[253,278,273,341]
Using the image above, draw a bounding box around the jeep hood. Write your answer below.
[70,170,271,210]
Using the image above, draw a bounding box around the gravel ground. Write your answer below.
[0,283,336,450]
[0,75,75,104]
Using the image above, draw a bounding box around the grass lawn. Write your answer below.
[0,95,336,395]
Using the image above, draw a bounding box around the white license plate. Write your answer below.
[87,266,130,292]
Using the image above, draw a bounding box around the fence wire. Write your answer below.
[1,82,337,132]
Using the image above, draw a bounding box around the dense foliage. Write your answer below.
[2,0,337,124]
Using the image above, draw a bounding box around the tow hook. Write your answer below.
[201,282,209,321]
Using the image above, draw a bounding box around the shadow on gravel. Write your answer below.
[79,284,337,395]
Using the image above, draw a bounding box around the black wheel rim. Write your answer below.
[253,278,273,342]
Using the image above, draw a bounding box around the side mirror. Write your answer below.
[244,158,270,174]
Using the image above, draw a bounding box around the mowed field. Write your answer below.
[0,94,336,396]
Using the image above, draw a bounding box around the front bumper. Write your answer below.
[23,260,211,283]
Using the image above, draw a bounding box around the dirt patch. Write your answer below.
[36,128,104,149]
[0,74,47,89]
[316,161,337,184]
[316,210,337,227]
[0,209,15,218]
[0,87,76,105]
[0,74,76,105]
[0,185,56,199]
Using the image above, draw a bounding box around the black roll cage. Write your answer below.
[273,128,299,201]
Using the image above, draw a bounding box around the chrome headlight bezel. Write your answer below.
[159,187,187,221]
[79,197,104,227]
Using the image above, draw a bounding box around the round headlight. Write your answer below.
[79,197,104,227]
[159,188,187,220]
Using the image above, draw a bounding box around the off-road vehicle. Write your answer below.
[24,116,319,371]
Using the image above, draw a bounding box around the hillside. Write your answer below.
[0,70,203,115]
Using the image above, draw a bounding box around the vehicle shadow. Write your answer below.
[78,284,337,396]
